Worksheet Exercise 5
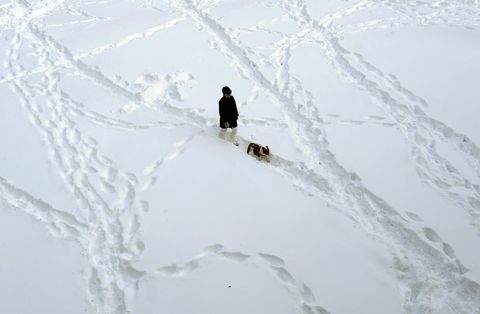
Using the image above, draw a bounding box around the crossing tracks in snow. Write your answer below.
[1,0,480,313]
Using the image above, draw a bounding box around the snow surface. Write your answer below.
[1,0,480,313]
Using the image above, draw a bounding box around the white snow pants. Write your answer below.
[219,127,238,145]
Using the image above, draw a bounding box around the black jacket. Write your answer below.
[219,96,239,127]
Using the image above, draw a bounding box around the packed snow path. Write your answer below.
[1,0,480,313]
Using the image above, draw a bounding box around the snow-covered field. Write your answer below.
[1,0,480,313]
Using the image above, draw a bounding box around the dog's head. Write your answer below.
[261,146,270,156]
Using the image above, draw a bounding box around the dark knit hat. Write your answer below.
[222,86,232,95]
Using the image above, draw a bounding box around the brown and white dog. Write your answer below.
[247,143,270,162]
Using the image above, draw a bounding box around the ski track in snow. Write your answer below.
[1,0,480,313]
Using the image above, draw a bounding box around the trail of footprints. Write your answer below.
[0,175,88,240]
[4,3,149,311]
[169,0,480,312]
[404,211,459,261]
[401,212,458,261]
[156,244,329,314]
[1,0,480,313]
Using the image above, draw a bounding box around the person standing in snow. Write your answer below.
[218,86,239,145]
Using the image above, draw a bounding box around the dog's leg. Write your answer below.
[254,146,261,158]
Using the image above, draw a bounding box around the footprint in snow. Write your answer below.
[423,227,441,243]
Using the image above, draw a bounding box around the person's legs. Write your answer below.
[219,128,227,139]
[231,127,238,145]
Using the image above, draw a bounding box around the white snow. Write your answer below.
[1,0,480,313]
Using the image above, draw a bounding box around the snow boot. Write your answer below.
[232,127,239,146]
[219,128,227,140]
